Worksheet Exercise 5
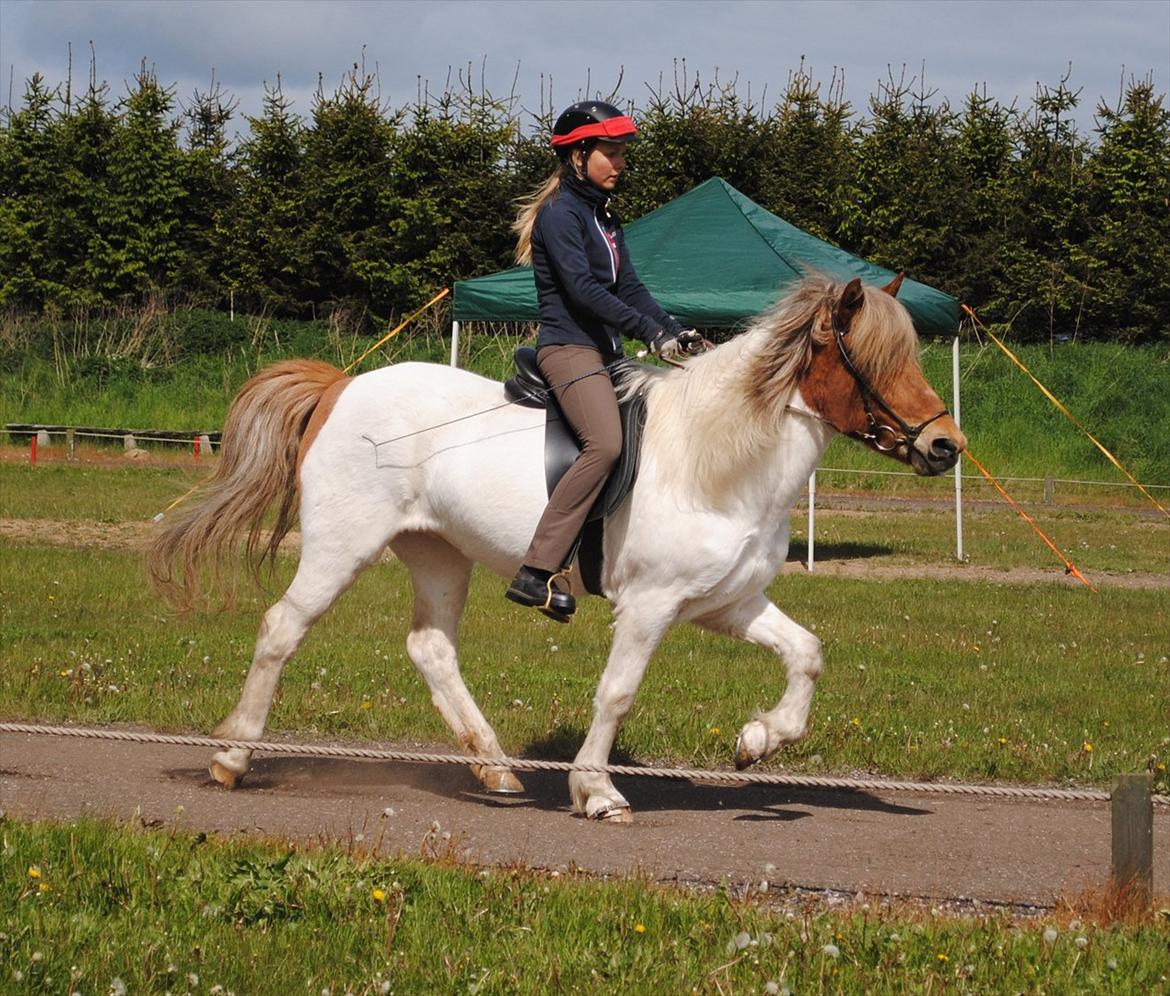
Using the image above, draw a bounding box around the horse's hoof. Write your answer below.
[209,760,243,789]
[480,768,525,794]
[735,721,768,769]
[592,805,634,823]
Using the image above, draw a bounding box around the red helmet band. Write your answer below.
[550,115,637,147]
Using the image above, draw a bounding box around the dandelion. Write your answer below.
[936,953,949,963]
[997,737,1008,745]
[362,701,373,711]
[110,979,127,996]
[1082,741,1093,753]
[1042,927,1058,944]
[850,717,861,727]
[27,866,41,879]
[38,883,50,893]
[709,727,721,736]
[822,943,840,959]
[1074,936,1088,949]
[372,888,386,903]
[634,923,646,934]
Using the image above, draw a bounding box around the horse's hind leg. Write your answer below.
[695,594,823,768]
[209,528,388,787]
[391,532,523,795]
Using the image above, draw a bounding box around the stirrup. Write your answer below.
[538,566,575,624]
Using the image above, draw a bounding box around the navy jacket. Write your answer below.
[532,175,684,360]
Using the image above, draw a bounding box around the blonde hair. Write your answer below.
[511,168,563,265]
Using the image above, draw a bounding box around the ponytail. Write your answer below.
[512,168,563,266]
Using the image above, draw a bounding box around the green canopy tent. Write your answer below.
[452,176,958,339]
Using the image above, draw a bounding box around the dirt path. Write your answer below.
[2,730,1167,909]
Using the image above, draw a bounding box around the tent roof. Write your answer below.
[453,177,958,335]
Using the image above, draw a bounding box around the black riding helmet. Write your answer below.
[550,100,637,157]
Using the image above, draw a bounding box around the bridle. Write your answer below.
[830,315,949,453]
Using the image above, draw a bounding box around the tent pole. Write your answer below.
[807,470,816,572]
[953,335,963,561]
[450,321,461,368]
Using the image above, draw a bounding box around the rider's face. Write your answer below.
[579,141,627,190]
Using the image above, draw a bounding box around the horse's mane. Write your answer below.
[622,275,919,505]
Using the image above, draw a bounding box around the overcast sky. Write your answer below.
[2,0,1167,138]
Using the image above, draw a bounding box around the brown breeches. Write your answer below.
[522,345,622,572]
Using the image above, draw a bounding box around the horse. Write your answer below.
[149,274,965,822]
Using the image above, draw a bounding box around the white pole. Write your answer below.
[953,335,963,561]
[450,320,461,367]
[807,470,816,572]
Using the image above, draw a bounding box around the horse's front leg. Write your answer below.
[696,594,823,768]
[570,601,674,822]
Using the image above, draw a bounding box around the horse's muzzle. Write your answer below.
[910,432,963,476]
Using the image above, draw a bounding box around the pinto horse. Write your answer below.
[149,275,965,821]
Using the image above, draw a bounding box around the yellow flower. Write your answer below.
[361,701,373,711]
[997,737,1008,745]
[1083,741,1093,753]
[38,883,50,893]
[936,952,949,962]
[372,888,386,903]
[1158,762,1166,772]
[27,866,41,879]
[634,923,646,934]
[708,727,721,736]
[851,717,861,727]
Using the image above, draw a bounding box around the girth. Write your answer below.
[504,347,648,594]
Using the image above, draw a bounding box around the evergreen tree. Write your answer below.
[0,73,69,307]
[1074,79,1170,343]
[993,74,1092,341]
[755,61,854,243]
[838,70,963,293]
[219,78,310,314]
[299,65,399,316]
[177,73,238,301]
[89,64,186,299]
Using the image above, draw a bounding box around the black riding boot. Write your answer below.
[506,565,576,623]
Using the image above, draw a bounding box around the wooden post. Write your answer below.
[1044,476,1055,504]
[66,428,76,462]
[1111,773,1153,905]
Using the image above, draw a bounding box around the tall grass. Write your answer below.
[2,307,1168,484]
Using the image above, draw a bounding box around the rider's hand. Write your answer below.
[677,329,706,355]
[651,331,682,360]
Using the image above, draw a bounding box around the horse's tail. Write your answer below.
[148,359,348,611]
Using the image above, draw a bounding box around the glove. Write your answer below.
[651,332,682,360]
[677,329,706,355]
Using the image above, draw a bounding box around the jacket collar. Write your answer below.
[562,171,610,212]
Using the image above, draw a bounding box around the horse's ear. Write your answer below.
[833,277,865,333]
[882,272,905,298]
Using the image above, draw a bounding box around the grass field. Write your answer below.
[2,463,1166,793]
[3,819,1167,996]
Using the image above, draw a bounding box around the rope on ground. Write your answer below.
[5,722,1165,805]
[964,450,1096,591]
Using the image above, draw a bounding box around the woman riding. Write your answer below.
[506,100,698,621]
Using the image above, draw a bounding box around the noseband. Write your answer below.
[831,316,949,453]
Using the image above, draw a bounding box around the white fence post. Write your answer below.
[450,320,461,368]
[807,470,816,572]
[953,336,963,561]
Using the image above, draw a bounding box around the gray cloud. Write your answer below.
[2,0,1166,134]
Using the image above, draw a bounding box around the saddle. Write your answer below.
[504,347,648,595]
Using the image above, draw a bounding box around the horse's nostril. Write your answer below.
[931,437,958,459]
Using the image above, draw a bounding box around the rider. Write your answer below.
[506,100,698,620]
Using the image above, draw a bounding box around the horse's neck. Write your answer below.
[643,336,834,515]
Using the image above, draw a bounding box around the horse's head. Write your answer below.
[798,277,966,475]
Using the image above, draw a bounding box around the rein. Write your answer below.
[831,316,949,453]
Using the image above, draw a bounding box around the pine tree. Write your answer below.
[1074,78,1170,343]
